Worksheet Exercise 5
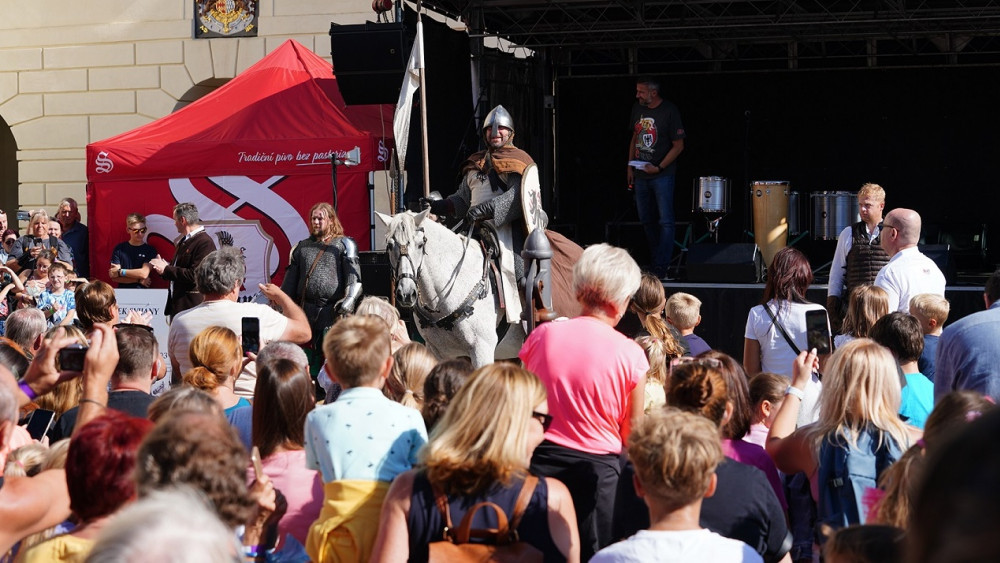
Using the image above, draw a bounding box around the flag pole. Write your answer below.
[392,2,427,204]
[416,9,430,197]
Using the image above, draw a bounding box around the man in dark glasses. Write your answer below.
[109,213,157,289]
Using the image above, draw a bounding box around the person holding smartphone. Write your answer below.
[6,211,72,274]
[167,247,311,397]
[743,247,826,428]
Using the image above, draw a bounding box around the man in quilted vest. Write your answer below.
[826,183,889,330]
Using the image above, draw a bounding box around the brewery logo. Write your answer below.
[195,0,258,38]
[95,151,114,174]
[377,139,390,163]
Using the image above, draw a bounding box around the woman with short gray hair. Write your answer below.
[518,243,648,561]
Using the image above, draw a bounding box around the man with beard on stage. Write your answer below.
[628,77,686,281]
[281,202,362,367]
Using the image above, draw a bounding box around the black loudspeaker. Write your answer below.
[917,244,956,285]
[605,222,650,267]
[686,243,760,283]
[358,251,392,298]
[329,22,412,105]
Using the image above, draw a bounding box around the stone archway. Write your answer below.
[0,115,17,222]
[173,77,231,112]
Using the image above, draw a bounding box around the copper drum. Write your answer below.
[692,176,730,214]
[811,191,859,240]
[751,181,790,268]
[788,191,801,236]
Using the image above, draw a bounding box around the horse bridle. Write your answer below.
[389,224,491,330]
[389,228,428,305]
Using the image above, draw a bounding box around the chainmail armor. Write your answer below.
[281,235,362,346]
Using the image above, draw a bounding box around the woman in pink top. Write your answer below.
[520,243,647,561]
[247,358,323,550]
[701,350,787,510]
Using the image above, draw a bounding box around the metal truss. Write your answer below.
[422,0,1000,73]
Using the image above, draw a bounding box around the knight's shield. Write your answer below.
[521,164,546,233]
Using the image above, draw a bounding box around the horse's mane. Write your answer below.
[386,211,463,245]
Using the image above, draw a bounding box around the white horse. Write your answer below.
[375,210,525,367]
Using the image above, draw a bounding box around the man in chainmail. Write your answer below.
[423,105,545,323]
[281,202,362,358]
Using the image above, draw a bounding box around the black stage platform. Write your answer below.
[613,283,987,361]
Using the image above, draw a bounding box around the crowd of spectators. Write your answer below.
[3,197,1000,563]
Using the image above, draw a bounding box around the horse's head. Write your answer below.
[377,210,430,308]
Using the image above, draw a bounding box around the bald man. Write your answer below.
[873,208,946,313]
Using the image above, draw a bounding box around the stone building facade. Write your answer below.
[0,0,375,224]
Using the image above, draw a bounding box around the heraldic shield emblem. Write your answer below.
[195,0,258,37]
[521,163,547,233]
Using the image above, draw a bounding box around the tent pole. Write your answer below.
[330,156,339,210]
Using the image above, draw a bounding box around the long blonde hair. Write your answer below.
[803,339,911,452]
[422,363,547,496]
[385,342,437,409]
[630,273,684,357]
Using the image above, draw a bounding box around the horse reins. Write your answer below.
[391,226,490,331]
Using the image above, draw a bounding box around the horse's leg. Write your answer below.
[459,299,499,368]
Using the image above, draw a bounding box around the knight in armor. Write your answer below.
[826,183,890,330]
[281,202,362,353]
[423,105,547,323]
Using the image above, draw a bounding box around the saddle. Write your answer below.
[473,222,508,313]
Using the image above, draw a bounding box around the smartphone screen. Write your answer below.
[805,309,832,355]
[241,316,261,355]
[26,409,56,440]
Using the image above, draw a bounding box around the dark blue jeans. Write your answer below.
[634,173,676,276]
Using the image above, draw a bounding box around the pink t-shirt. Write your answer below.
[245,449,323,549]
[520,316,648,455]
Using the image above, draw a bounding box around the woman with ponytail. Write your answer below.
[184,326,250,430]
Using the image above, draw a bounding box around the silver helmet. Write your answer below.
[483,105,515,142]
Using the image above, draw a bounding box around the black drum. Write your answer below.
[788,191,801,236]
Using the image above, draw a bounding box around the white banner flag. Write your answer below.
[393,19,424,167]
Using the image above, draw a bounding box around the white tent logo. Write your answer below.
[95,151,114,174]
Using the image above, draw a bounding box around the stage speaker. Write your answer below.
[686,243,760,283]
[358,251,393,299]
[329,22,411,105]
[605,221,650,267]
[918,244,957,285]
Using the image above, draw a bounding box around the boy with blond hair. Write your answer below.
[304,315,428,562]
[592,408,761,562]
[665,292,711,355]
[909,293,950,382]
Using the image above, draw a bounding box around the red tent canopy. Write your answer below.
[85,40,393,295]
[88,39,387,179]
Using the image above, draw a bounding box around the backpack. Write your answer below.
[817,425,902,532]
[427,476,544,563]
